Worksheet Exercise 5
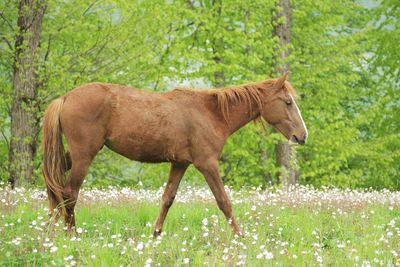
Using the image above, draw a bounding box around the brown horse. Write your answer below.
[42,71,307,236]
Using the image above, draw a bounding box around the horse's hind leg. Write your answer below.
[63,153,95,232]
[62,134,104,233]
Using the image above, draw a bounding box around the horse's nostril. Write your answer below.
[293,134,306,145]
[303,133,308,140]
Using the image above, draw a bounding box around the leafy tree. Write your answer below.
[371,0,400,83]
[1,0,183,186]
[291,0,400,189]
[0,0,398,190]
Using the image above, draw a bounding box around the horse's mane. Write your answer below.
[175,79,297,124]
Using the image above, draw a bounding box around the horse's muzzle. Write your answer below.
[292,134,307,145]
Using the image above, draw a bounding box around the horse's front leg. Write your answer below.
[153,162,189,236]
[194,158,242,236]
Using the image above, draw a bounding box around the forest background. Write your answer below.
[0,0,399,190]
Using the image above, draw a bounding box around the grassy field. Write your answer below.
[1,184,400,266]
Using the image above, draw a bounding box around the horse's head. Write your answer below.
[261,72,308,145]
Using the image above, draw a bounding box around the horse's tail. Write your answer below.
[42,97,67,216]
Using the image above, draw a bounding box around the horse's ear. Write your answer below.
[275,71,290,89]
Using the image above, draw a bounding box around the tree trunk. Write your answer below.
[259,134,272,185]
[275,141,299,185]
[272,0,292,75]
[213,55,226,88]
[212,0,225,89]
[272,0,299,187]
[8,0,46,186]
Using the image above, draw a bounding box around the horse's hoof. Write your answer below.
[153,228,161,237]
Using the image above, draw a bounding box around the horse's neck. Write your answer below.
[225,98,261,135]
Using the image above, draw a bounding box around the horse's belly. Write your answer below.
[105,102,192,163]
[104,135,189,163]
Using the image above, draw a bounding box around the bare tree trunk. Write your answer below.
[8,0,46,186]
[272,0,299,187]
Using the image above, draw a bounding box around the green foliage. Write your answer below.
[371,0,400,83]
[0,0,399,189]
[290,0,400,189]
[170,0,277,84]
[221,125,283,188]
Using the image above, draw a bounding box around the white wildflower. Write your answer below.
[263,251,274,260]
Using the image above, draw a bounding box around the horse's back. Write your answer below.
[60,82,159,122]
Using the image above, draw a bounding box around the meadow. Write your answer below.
[1,183,400,266]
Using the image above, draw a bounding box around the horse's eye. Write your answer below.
[286,101,292,106]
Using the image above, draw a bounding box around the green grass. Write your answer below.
[1,187,400,266]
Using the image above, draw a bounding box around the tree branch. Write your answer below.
[0,129,9,150]
[187,0,196,9]
[82,0,100,16]
[1,36,13,51]
[0,12,14,31]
